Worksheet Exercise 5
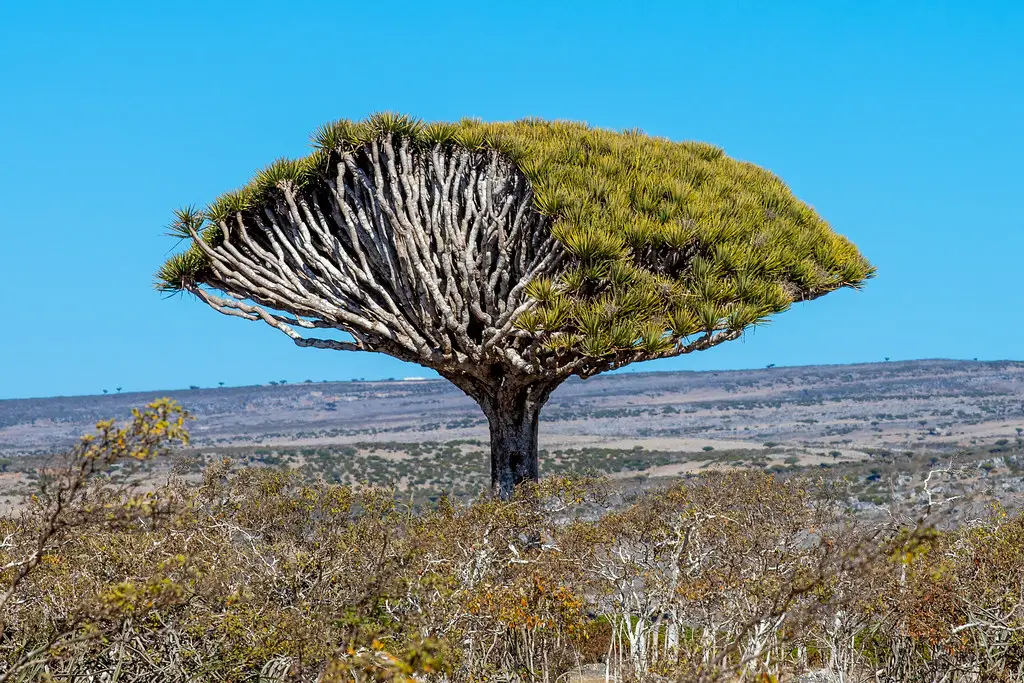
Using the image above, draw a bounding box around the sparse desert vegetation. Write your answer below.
[2,399,1024,681]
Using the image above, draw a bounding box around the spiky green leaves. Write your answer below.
[157,113,873,363]
[555,223,629,265]
[205,155,327,223]
[309,113,523,157]
[158,206,221,292]
[525,262,785,359]
[483,119,870,360]
[312,112,422,151]
[165,206,204,242]
[155,248,208,294]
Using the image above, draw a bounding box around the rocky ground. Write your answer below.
[2,359,1023,517]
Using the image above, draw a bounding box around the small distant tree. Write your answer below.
[157,114,873,498]
[102,389,108,395]
[116,387,122,393]
[218,381,225,387]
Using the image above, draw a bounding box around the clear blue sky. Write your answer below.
[1,1,1021,399]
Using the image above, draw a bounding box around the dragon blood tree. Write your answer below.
[157,114,873,498]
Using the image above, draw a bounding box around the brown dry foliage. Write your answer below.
[1,403,1022,682]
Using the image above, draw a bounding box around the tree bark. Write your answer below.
[478,381,553,500]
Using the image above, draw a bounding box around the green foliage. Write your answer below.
[154,249,209,294]
[164,205,204,242]
[156,114,873,360]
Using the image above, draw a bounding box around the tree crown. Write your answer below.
[157,114,873,374]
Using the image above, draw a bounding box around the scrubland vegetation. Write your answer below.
[2,401,1024,682]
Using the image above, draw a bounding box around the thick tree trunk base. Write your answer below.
[488,403,540,500]
[478,381,552,500]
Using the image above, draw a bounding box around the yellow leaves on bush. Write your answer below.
[98,576,186,617]
[76,398,191,467]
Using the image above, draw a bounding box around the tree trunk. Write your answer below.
[479,382,551,500]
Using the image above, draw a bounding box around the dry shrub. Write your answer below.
[1,405,1022,682]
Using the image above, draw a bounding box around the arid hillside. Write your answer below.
[3,359,1022,458]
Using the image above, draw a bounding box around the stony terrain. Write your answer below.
[2,359,1023,514]
[3,359,1022,456]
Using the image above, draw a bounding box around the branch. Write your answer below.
[187,141,550,379]
[190,287,369,353]
[553,329,744,380]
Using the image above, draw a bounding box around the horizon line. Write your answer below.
[2,356,1019,403]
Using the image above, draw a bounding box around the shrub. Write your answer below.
[2,407,1023,681]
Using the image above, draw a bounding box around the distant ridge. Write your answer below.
[3,358,1019,403]
[2,358,1023,459]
